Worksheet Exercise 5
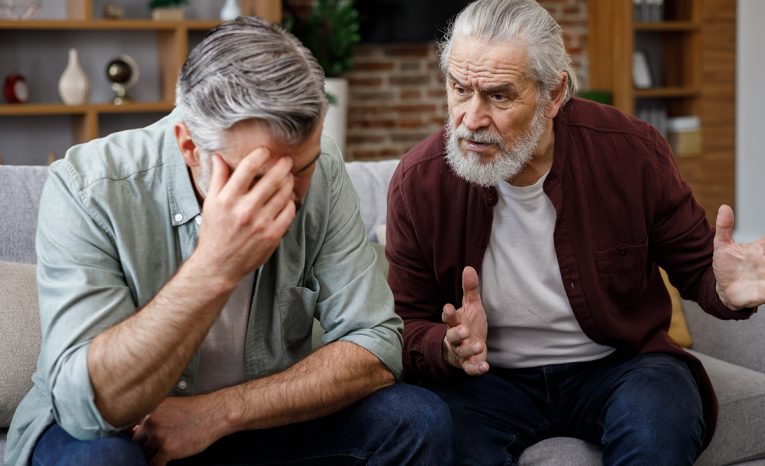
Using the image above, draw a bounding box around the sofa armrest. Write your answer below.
[684,300,765,374]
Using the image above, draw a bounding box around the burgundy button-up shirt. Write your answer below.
[386,97,756,447]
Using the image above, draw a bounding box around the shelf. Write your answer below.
[0,0,282,164]
[634,87,701,98]
[0,102,174,116]
[0,19,221,31]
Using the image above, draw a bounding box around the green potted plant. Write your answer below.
[149,0,189,21]
[285,0,361,156]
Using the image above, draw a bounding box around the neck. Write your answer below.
[507,120,555,187]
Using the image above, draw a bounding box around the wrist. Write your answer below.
[182,253,239,296]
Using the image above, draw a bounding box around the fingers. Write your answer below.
[207,154,229,196]
[462,266,481,303]
[714,204,735,248]
[442,303,459,327]
[248,166,295,222]
[463,359,490,376]
[222,147,290,197]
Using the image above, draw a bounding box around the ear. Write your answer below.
[174,122,201,167]
[543,72,569,119]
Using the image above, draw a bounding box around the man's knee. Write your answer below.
[602,354,704,463]
[374,383,454,442]
[33,423,146,466]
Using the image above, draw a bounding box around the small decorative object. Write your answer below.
[632,50,653,89]
[0,0,41,20]
[219,0,241,21]
[58,48,91,106]
[149,0,189,21]
[106,55,140,105]
[103,3,125,20]
[3,74,29,104]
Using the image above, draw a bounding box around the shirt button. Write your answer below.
[177,380,188,390]
[194,215,202,225]
[174,213,183,223]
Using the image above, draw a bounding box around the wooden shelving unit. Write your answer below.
[588,0,739,225]
[588,0,701,116]
[0,0,281,159]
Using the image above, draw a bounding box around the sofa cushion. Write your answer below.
[692,350,765,466]
[0,260,40,428]
[520,437,601,465]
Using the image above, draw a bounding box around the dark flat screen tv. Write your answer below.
[357,0,471,43]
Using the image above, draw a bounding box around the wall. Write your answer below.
[342,0,589,160]
[735,0,764,242]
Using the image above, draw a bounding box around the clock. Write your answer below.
[3,74,29,104]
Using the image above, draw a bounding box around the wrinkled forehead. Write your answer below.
[447,37,534,89]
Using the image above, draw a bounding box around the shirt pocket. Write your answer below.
[594,241,649,309]
[276,281,319,355]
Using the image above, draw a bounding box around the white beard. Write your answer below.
[445,102,548,187]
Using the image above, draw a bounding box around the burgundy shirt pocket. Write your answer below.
[594,240,649,312]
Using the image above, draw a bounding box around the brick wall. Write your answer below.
[285,0,589,160]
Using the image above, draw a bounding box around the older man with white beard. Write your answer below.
[386,0,765,465]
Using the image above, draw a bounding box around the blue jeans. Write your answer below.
[32,383,454,466]
[425,352,705,466]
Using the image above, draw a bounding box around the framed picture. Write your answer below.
[633,50,654,88]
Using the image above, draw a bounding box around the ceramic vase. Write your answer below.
[58,48,90,106]
[219,0,242,21]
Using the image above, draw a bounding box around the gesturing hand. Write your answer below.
[713,204,765,310]
[194,149,296,287]
[442,266,490,376]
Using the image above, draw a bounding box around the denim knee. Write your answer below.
[33,423,147,466]
[370,383,455,465]
[601,354,704,465]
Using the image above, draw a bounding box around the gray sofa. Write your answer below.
[2,161,764,465]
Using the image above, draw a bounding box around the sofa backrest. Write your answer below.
[0,160,399,265]
[0,165,48,264]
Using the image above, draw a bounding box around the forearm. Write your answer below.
[214,341,394,436]
[88,254,234,427]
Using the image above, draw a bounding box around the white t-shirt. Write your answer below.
[193,270,254,394]
[481,174,614,368]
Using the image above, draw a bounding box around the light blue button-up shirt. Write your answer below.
[5,111,402,466]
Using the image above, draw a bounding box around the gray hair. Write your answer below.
[439,0,578,104]
[175,16,326,153]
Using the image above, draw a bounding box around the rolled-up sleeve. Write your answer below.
[35,161,135,439]
[311,144,403,379]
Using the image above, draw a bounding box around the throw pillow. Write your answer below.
[0,260,40,427]
[661,268,693,348]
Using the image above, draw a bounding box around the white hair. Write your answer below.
[440,0,577,104]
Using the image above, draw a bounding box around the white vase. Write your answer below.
[323,77,349,158]
[219,0,242,21]
[58,48,90,106]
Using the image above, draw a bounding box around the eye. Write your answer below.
[490,93,509,102]
[452,83,470,96]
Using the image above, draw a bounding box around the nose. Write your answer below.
[461,95,491,132]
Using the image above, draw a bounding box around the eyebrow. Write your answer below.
[293,151,322,175]
[447,72,518,96]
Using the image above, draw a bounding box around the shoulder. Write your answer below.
[53,111,182,191]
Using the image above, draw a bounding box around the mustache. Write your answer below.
[451,125,505,147]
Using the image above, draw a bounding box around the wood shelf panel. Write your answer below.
[634,87,701,98]
[0,102,174,116]
[0,20,189,30]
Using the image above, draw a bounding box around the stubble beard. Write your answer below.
[445,100,549,187]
